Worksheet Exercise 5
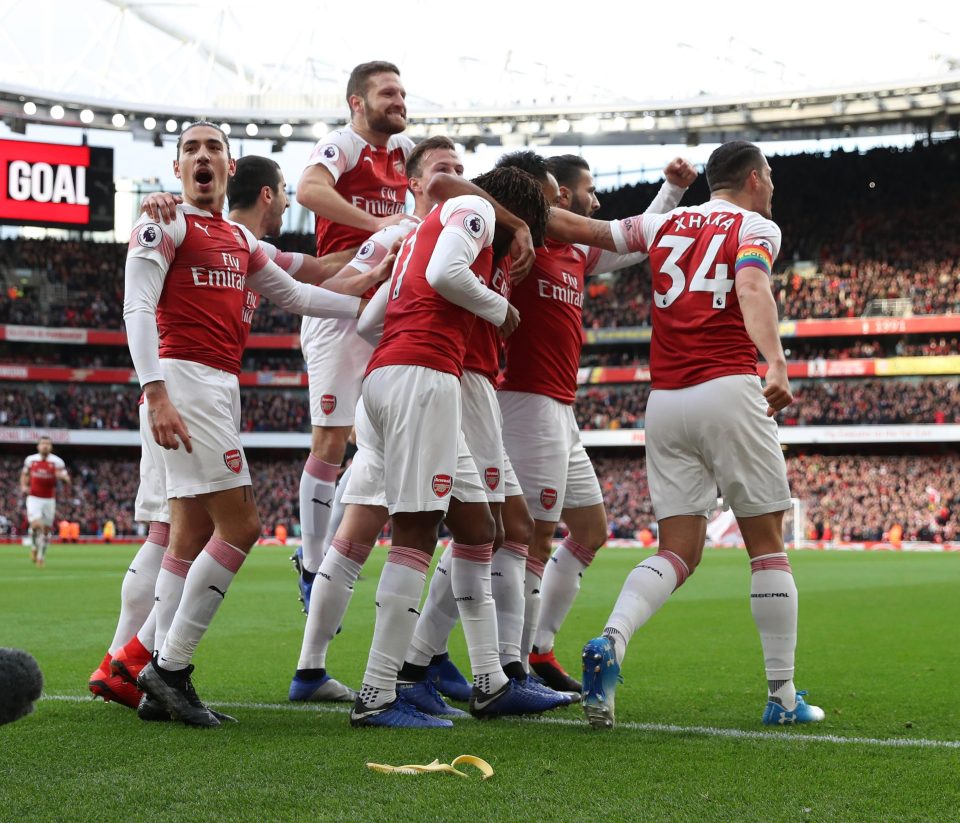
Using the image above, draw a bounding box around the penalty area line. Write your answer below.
[43,694,960,750]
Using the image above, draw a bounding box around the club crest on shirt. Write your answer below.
[137,223,162,248]
[432,474,453,498]
[464,213,486,239]
[484,467,501,491]
[223,449,243,474]
[320,394,337,415]
[540,488,558,510]
[393,159,405,176]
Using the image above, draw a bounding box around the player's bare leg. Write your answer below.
[530,503,606,691]
[739,511,824,724]
[291,502,385,702]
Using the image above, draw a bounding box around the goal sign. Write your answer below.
[0,138,114,231]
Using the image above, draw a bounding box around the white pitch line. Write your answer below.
[42,694,960,750]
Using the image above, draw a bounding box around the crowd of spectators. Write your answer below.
[6,378,960,431]
[5,451,955,545]
[576,385,651,430]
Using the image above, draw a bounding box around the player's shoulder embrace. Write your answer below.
[388,132,415,155]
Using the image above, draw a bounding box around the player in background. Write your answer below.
[571,140,824,728]
[496,154,696,691]
[124,125,378,727]
[346,167,552,728]
[291,138,538,707]
[90,155,381,713]
[20,436,69,566]
[292,60,416,606]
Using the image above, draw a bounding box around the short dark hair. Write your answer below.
[471,166,550,247]
[545,154,590,189]
[706,141,765,193]
[38,435,51,443]
[346,61,401,104]
[496,150,550,184]
[406,136,457,178]
[228,156,282,210]
[177,120,230,158]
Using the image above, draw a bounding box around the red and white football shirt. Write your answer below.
[366,196,497,379]
[612,200,781,390]
[126,206,271,376]
[499,240,591,405]
[463,257,511,384]
[306,125,414,256]
[23,453,65,498]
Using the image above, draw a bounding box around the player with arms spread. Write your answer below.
[20,436,69,566]
[123,123,373,727]
[574,140,824,729]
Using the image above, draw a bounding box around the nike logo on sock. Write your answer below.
[312,497,333,507]
[208,585,227,599]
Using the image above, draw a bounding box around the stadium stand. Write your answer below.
[2,137,960,544]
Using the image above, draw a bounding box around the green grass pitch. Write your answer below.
[1,543,959,822]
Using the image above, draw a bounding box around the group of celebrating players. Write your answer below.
[80,60,823,730]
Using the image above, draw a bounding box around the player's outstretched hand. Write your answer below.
[508,224,535,284]
[149,397,193,452]
[141,192,182,224]
[499,304,521,338]
[664,158,698,188]
[762,362,793,417]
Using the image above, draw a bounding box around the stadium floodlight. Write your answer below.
[245,123,259,137]
[551,118,571,134]
[111,113,126,128]
[143,116,157,130]
[611,115,628,131]
[23,101,37,115]
[577,116,600,135]
[180,120,191,132]
[165,119,177,132]
[517,121,541,135]
[50,105,64,120]
[219,123,231,135]
[312,122,328,138]
[279,123,293,138]
[640,114,656,130]
[79,109,95,124]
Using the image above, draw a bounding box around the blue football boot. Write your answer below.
[397,679,470,718]
[349,695,453,728]
[469,678,567,718]
[427,653,472,702]
[581,635,622,730]
[290,546,315,614]
[762,690,825,725]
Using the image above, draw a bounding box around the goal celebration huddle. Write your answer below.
[83,60,823,731]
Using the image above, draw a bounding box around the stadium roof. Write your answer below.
[1,0,959,145]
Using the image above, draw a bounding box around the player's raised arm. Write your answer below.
[427,172,535,280]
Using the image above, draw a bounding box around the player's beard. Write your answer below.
[365,105,406,136]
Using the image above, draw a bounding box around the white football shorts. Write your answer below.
[461,370,522,503]
[345,365,484,514]
[26,495,55,527]
[498,390,603,522]
[645,373,791,520]
[134,400,171,523]
[302,315,374,427]
[158,358,251,498]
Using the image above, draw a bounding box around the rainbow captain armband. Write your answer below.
[735,242,773,276]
